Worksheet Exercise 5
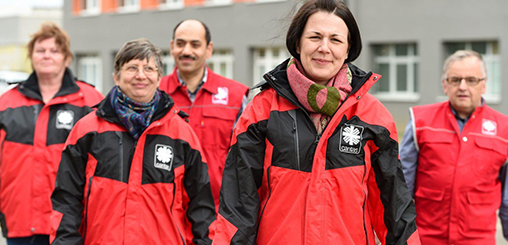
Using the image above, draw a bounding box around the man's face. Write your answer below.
[170,20,213,76]
[442,56,486,118]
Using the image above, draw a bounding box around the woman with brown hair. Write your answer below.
[50,38,215,245]
[213,0,420,244]
[0,22,103,245]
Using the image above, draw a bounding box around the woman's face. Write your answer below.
[297,11,349,85]
[31,37,69,78]
[114,57,160,103]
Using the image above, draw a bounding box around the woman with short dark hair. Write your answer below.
[213,0,420,244]
[0,22,103,245]
[50,38,215,245]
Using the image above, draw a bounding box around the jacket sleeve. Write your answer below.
[213,94,269,245]
[400,119,418,197]
[183,138,216,245]
[499,163,508,241]
[50,126,92,245]
[367,118,420,245]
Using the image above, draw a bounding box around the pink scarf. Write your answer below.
[287,58,352,134]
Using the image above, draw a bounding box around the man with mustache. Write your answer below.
[400,50,508,244]
[160,19,248,208]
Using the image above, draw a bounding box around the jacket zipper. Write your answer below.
[115,132,124,182]
[170,183,187,245]
[288,110,300,170]
[362,165,369,245]
[83,176,93,243]
[33,105,40,121]
[255,166,272,238]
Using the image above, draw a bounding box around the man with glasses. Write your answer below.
[400,50,508,244]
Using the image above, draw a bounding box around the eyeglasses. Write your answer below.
[445,76,485,86]
[123,65,158,76]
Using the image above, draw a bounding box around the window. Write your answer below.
[159,0,183,9]
[78,56,103,93]
[162,52,175,76]
[444,41,501,102]
[205,0,232,6]
[253,47,290,87]
[162,49,234,79]
[371,43,419,101]
[81,0,101,15]
[207,50,234,79]
[118,0,139,12]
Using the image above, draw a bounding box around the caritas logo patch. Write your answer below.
[482,119,497,136]
[339,124,364,155]
[56,110,74,130]
[212,87,229,105]
[154,144,173,172]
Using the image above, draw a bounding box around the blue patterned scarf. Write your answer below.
[110,86,160,140]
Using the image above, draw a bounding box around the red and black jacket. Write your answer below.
[50,90,216,245]
[0,69,103,238]
[160,67,249,208]
[213,60,420,245]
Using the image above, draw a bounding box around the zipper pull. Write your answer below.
[314,134,321,145]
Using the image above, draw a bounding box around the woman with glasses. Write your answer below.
[213,0,420,244]
[50,38,215,245]
[0,22,103,245]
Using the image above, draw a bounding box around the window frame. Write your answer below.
[443,41,501,104]
[204,0,233,7]
[81,0,101,16]
[118,0,140,13]
[252,47,290,88]
[371,43,420,102]
[207,50,234,79]
[158,0,184,10]
[78,55,103,93]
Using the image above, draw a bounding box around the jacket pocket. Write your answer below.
[462,188,499,234]
[202,108,237,151]
[472,136,508,179]
[414,187,448,233]
[202,106,239,121]
[415,186,445,201]
[418,130,454,144]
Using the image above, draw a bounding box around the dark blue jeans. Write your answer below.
[6,235,49,245]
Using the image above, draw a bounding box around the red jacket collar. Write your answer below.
[163,66,219,95]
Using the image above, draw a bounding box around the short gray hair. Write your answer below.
[442,50,487,79]
[114,38,163,78]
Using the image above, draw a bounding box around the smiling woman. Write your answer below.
[50,38,216,245]
[212,0,421,244]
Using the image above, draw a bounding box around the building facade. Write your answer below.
[63,0,508,134]
[0,7,61,73]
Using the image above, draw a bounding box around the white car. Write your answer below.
[0,70,30,95]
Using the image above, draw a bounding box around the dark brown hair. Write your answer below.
[27,21,73,62]
[286,0,362,63]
